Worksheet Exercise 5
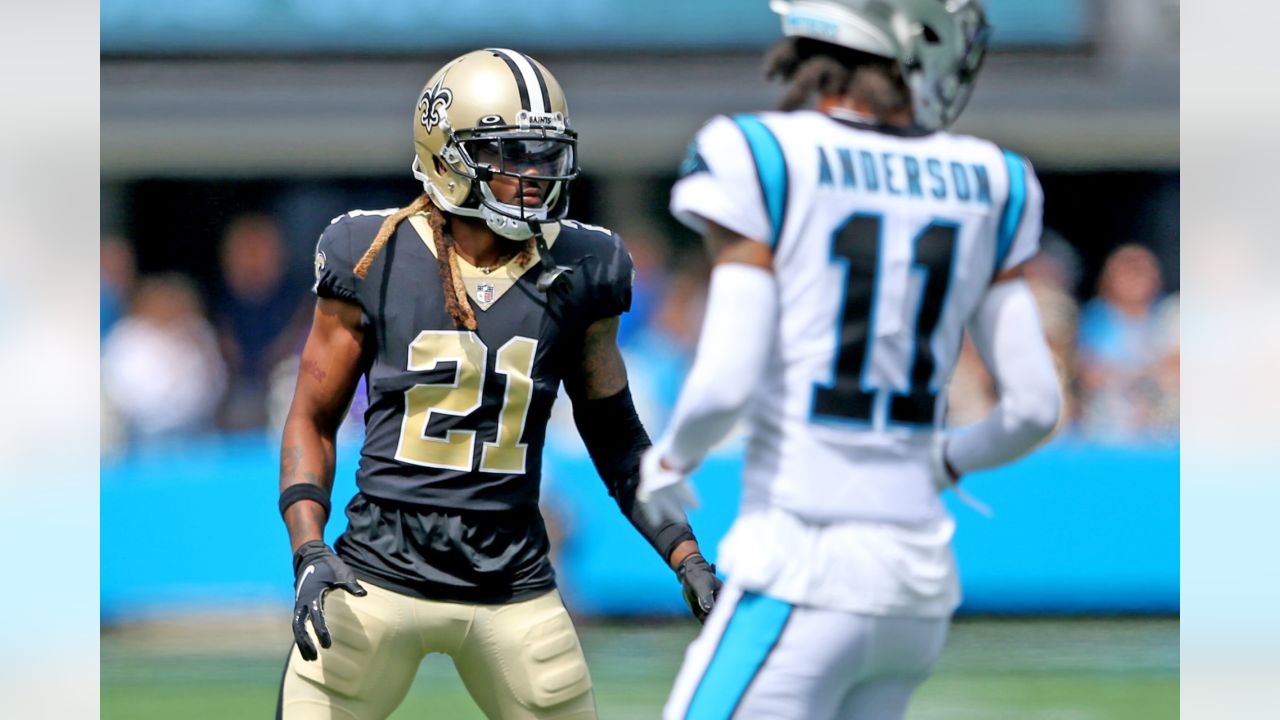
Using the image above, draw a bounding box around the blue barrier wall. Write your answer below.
[101,435,1177,621]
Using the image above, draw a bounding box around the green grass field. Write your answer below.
[102,614,1177,719]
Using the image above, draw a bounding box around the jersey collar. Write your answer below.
[824,108,936,138]
[408,213,559,311]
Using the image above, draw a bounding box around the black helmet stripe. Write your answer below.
[487,48,548,114]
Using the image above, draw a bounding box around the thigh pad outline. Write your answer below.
[484,600,593,710]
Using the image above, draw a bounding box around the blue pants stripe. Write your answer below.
[686,591,794,719]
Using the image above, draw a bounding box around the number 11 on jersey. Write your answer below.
[811,213,960,430]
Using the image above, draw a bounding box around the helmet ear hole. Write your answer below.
[921,24,941,44]
[433,156,449,175]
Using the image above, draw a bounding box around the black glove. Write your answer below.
[676,552,723,623]
[291,541,366,661]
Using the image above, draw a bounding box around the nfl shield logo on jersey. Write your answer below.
[477,282,496,305]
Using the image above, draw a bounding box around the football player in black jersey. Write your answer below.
[274,49,721,720]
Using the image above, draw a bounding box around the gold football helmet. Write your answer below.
[412,49,578,240]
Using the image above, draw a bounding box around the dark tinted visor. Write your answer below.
[462,136,575,180]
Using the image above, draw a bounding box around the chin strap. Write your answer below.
[529,220,574,293]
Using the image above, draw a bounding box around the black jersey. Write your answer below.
[312,210,632,602]
[314,211,631,509]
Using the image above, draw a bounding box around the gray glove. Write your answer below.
[677,552,723,623]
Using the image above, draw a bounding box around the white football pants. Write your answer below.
[663,584,949,720]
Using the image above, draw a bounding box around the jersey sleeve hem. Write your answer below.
[586,230,634,321]
[670,173,772,246]
[312,214,362,303]
[994,150,1044,277]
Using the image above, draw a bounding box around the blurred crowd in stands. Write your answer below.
[949,233,1179,444]
[100,214,1179,457]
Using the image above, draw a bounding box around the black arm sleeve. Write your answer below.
[571,384,695,563]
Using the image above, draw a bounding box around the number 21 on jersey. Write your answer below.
[395,331,536,474]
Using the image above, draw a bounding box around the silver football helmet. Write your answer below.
[769,0,990,129]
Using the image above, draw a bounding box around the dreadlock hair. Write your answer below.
[352,193,535,331]
[763,36,911,116]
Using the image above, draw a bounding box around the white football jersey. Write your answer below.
[671,110,1043,525]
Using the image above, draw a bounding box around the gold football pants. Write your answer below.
[278,581,596,719]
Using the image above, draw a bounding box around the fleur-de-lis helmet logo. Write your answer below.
[417,76,453,133]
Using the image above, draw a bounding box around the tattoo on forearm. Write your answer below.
[301,359,328,384]
[280,447,331,545]
[282,447,326,493]
[281,446,302,484]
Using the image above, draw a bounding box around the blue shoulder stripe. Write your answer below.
[995,149,1027,275]
[732,114,788,247]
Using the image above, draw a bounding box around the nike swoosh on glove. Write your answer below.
[637,447,699,526]
[291,541,367,661]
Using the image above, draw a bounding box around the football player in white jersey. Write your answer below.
[637,1,1063,718]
